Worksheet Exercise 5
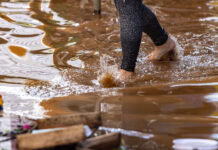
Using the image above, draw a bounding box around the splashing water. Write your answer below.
[98,54,120,87]
[170,35,184,60]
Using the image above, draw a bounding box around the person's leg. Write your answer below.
[141,4,176,60]
[114,0,143,75]
[114,0,176,80]
[141,4,168,46]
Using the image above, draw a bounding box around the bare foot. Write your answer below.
[147,37,176,61]
[119,69,135,81]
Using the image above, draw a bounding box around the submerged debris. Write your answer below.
[16,112,121,150]
[0,112,122,150]
[17,125,85,150]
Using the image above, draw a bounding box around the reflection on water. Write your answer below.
[0,0,217,149]
[173,138,218,150]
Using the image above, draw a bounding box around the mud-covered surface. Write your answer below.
[0,0,217,149]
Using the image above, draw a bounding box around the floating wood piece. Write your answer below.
[94,0,101,14]
[37,112,101,129]
[17,125,85,150]
[78,132,121,150]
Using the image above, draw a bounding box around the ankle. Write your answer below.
[155,37,175,50]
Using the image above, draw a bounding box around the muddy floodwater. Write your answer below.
[0,0,218,149]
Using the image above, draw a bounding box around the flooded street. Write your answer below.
[0,0,217,149]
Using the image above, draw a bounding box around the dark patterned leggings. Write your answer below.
[114,0,168,72]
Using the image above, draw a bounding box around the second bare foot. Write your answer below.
[147,37,176,61]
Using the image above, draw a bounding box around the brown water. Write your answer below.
[0,0,217,149]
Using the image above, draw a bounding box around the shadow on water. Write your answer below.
[0,0,217,149]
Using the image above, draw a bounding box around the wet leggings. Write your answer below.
[114,0,168,72]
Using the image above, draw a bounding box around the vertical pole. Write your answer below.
[94,0,101,14]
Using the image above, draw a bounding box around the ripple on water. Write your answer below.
[0,54,15,67]
[9,34,47,50]
[7,14,43,26]
[0,18,17,29]
[0,4,29,13]
[1,2,30,9]
[40,1,80,26]
[0,37,8,44]
[10,26,43,36]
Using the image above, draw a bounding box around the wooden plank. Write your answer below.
[78,132,121,150]
[37,112,101,129]
[17,125,85,150]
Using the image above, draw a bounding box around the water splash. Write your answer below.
[97,54,120,88]
[170,35,184,60]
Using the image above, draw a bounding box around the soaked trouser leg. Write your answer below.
[114,0,168,72]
